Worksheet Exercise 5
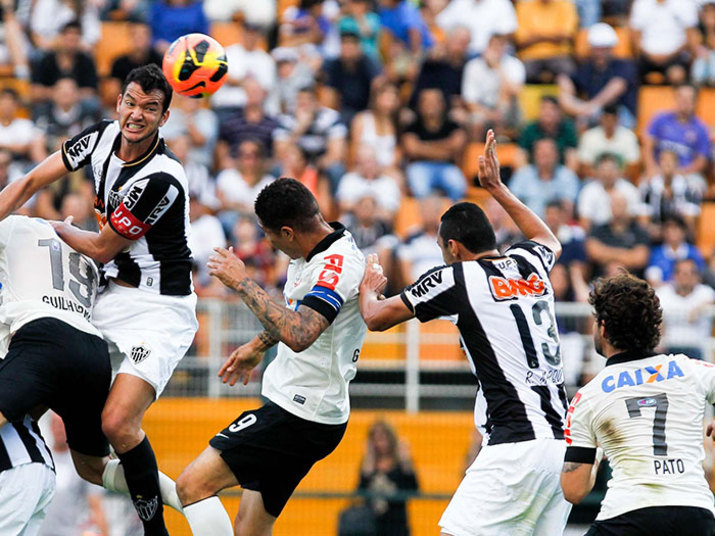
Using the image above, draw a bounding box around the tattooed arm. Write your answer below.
[560,448,603,504]
[208,247,330,352]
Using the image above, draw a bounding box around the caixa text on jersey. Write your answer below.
[42,295,91,321]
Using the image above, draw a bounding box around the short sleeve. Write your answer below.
[300,248,365,324]
[506,240,558,274]
[107,173,182,240]
[564,390,598,463]
[400,265,459,323]
[691,358,715,404]
[61,120,111,171]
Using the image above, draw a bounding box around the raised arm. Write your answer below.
[477,130,562,258]
[0,151,67,220]
[208,247,330,353]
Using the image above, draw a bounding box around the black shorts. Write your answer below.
[0,318,111,457]
[586,506,715,536]
[209,401,347,517]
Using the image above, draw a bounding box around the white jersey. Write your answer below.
[262,224,367,425]
[565,352,715,520]
[0,216,101,357]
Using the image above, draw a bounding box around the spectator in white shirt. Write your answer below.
[577,105,640,179]
[436,0,517,56]
[629,0,699,83]
[203,0,276,28]
[462,33,525,141]
[0,87,46,168]
[577,152,641,230]
[188,196,227,287]
[336,144,401,221]
[656,258,715,359]
[210,21,278,116]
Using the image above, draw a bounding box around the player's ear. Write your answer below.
[448,239,459,258]
[159,108,170,127]
[116,93,123,112]
[280,226,294,241]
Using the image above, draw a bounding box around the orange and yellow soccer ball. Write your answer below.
[162,33,228,98]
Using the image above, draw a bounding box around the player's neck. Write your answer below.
[116,135,157,162]
[299,220,336,259]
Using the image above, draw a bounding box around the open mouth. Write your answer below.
[125,122,144,132]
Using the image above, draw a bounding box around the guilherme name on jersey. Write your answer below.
[42,295,91,321]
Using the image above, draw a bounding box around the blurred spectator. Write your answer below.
[436,0,517,56]
[629,0,699,84]
[586,191,650,278]
[344,194,399,289]
[409,26,470,114]
[188,196,226,286]
[34,170,92,221]
[0,87,46,167]
[462,33,525,141]
[273,46,315,115]
[0,0,30,79]
[402,88,467,200]
[518,96,578,169]
[656,258,714,359]
[351,80,401,170]
[357,420,419,536]
[168,134,218,211]
[31,20,98,104]
[576,105,641,179]
[576,0,600,28]
[646,215,705,286]
[59,190,97,231]
[280,143,328,210]
[639,149,704,238]
[336,144,401,220]
[544,200,590,303]
[106,20,162,102]
[515,0,578,83]
[558,23,638,129]
[161,94,218,168]
[231,216,280,290]
[38,412,109,536]
[692,0,715,86]
[321,29,381,125]
[642,84,711,180]
[149,0,209,55]
[30,0,101,50]
[339,0,381,63]
[484,196,522,250]
[279,0,331,50]
[577,152,641,230]
[509,137,580,218]
[216,138,274,227]
[398,196,445,281]
[34,77,101,153]
[377,0,433,54]
[101,0,149,21]
[216,78,280,169]
[203,0,276,28]
[274,84,347,194]
[211,22,278,117]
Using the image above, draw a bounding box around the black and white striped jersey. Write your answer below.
[0,416,54,473]
[400,241,569,446]
[61,120,193,296]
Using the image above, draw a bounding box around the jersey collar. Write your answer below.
[112,131,163,167]
[606,350,657,367]
[306,222,346,262]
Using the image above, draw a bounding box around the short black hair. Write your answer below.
[61,20,81,33]
[121,64,173,113]
[439,202,496,254]
[594,151,622,168]
[602,103,618,116]
[589,274,662,352]
[662,214,687,231]
[0,87,19,101]
[541,95,559,106]
[254,178,320,232]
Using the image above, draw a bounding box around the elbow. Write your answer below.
[560,478,589,504]
[365,316,390,332]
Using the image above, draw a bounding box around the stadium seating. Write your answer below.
[518,84,559,122]
[95,22,133,77]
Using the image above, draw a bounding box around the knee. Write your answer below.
[74,457,105,486]
[101,405,141,452]
[176,468,216,506]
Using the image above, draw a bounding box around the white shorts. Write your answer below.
[439,438,571,536]
[93,282,198,398]
[0,463,55,535]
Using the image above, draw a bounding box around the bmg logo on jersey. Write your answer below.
[488,273,547,301]
[601,360,685,393]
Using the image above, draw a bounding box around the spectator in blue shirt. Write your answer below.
[150,0,209,55]
[643,84,711,181]
[377,0,433,52]
[646,214,705,286]
[509,137,580,218]
[339,0,382,63]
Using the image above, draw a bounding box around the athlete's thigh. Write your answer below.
[235,489,276,536]
[178,445,239,503]
[0,464,55,534]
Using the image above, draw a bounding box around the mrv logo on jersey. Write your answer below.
[410,268,454,299]
[65,131,98,167]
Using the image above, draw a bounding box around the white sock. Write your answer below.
[101,459,184,514]
[184,497,234,535]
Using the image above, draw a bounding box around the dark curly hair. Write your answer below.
[589,274,663,352]
[254,177,320,232]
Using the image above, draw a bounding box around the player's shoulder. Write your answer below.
[310,225,365,266]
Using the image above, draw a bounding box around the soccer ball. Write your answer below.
[162,33,228,98]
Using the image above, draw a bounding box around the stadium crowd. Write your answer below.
[2,0,715,377]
